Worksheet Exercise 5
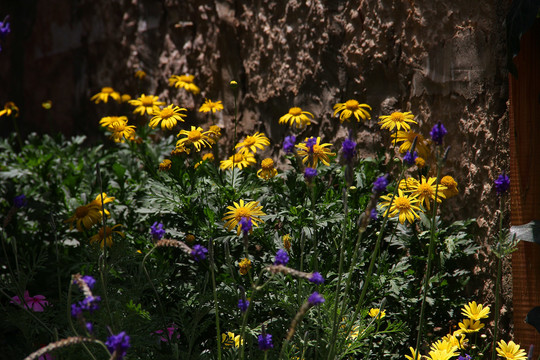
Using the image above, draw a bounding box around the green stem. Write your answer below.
[332,168,405,359]
[209,240,222,360]
[414,154,443,358]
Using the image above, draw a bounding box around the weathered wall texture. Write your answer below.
[0,0,511,335]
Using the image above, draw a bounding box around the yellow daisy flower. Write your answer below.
[235,132,270,154]
[430,339,458,353]
[90,87,121,104]
[427,348,458,360]
[279,107,314,128]
[109,120,136,143]
[257,158,278,180]
[0,101,19,118]
[221,332,243,348]
[220,152,257,170]
[88,193,115,217]
[199,99,224,113]
[176,126,215,152]
[456,319,484,334]
[399,177,420,191]
[378,111,417,132]
[238,258,252,275]
[208,125,222,142]
[134,70,147,80]
[99,116,128,129]
[441,176,459,199]
[202,153,215,161]
[379,189,422,224]
[461,301,490,321]
[333,100,371,123]
[407,176,447,211]
[149,105,187,130]
[89,224,124,248]
[295,137,336,168]
[391,130,431,159]
[405,347,421,360]
[442,332,468,350]
[222,199,266,235]
[282,234,291,252]
[159,159,172,171]
[129,94,165,116]
[415,157,426,168]
[368,308,386,319]
[121,94,131,103]
[42,100,52,110]
[169,74,200,95]
[64,203,102,231]
[496,340,527,360]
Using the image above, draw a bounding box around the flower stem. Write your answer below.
[208,240,222,360]
[414,153,442,358]
[491,196,504,360]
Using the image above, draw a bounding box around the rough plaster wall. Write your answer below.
[0,0,511,337]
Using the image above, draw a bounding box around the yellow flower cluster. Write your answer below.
[405,301,527,360]
[64,194,124,248]
[379,175,458,225]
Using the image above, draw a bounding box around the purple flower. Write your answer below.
[71,303,82,318]
[304,167,318,181]
[13,194,27,208]
[154,324,180,342]
[37,352,54,360]
[309,272,324,284]
[105,331,130,360]
[239,217,252,235]
[150,222,165,240]
[305,137,317,152]
[0,17,10,39]
[11,291,48,312]
[403,151,418,166]
[81,275,96,290]
[85,322,94,334]
[80,295,101,313]
[238,299,250,312]
[191,244,208,262]
[494,172,510,195]
[430,122,447,145]
[370,208,378,220]
[258,333,273,351]
[308,291,325,306]
[283,135,296,153]
[274,249,289,265]
[372,175,389,194]
[457,355,471,360]
[341,138,357,161]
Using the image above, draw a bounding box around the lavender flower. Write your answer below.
[105,331,130,360]
[430,122,447,145]
[370,208,378,220]
[257,333,273,351]
[372,175,389,194]
[283,135,296,153]
[305,137,317,152]
[309,272,324,284]
[81,275,96,290]
[0,16,10,52]
[308,291,325,306]
[403,151,418,166]
[238,299,250,312]
[457,355,471,360]
[274,249,289,265]
[71,303,82,318]
[150,222,165,240]
[85,322,94,334]
[13,194,27,208]
[494,172,510,195]
[191,244,208,262]
[80,295,101,313]
[304,167,318,181]
[239,216,252,235]
[341,138,357,161]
